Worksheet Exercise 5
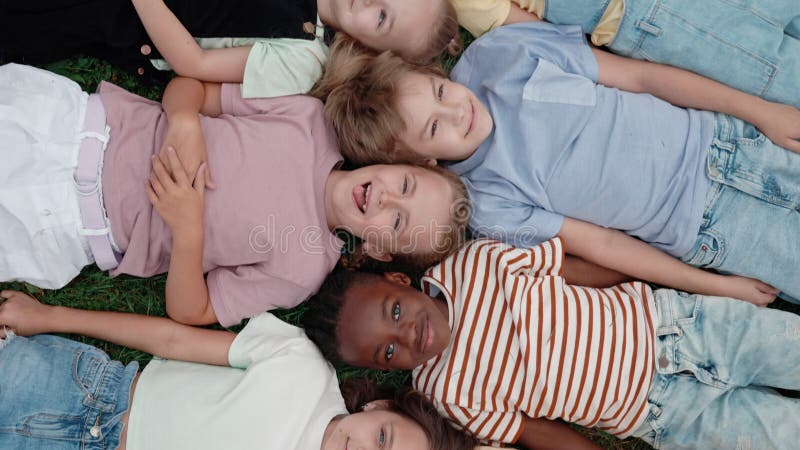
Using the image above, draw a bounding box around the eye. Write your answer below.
[378,10,387,28]
[430,119,438,138]
[393,212,401,230]
[392,302,401,320]
[385,343,395,361]
[402,175,409,194]
[437,84,444,100]
[379,428,386,447]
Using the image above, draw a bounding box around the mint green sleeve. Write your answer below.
[241,38,329,99]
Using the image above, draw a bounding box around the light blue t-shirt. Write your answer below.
[448,22,715,257]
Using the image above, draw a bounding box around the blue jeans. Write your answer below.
[0,333,138,450]
[546,0,800,108]
[680,113,800,302]
[633,289,800,449]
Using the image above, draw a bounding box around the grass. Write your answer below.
[3,48,798,450]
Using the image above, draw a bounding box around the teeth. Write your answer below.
[363,183,371,212]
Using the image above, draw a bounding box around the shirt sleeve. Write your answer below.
[227,312,317,368]
[468,191,564,248]
[453,0,512,37]
[467,21,599,82]
[240,38,329,98]
[220,83,325,116]
[207,264,313,327]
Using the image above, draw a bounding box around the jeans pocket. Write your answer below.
[21,413,85,441]
[72,349,108,395]
[681,230,725,269]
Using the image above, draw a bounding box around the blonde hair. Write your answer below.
[312,34,446,165]
[339,165,470,271]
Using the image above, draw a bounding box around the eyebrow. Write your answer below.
[418,77,438,141]
[388,423,395,450]
[372,296,391,364]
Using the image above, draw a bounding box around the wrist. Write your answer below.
[172,225,204,249]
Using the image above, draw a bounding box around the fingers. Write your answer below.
[151,154,174,190]
[781,137,800,154]
[165,146,190,186]
[193,163,207,196]
[204,166,217,190]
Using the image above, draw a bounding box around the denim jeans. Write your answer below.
[680,113,800,302]
[0,333,138,450]
[632,289,800,449]
[545,0,800,108]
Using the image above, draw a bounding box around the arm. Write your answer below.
[517,417,601,450]
[558,217,778,305]
[160,77,221,186]
[147,148,218,325]
[0,290,234,366]
[562,255,630,288]
[131,0,251,82]
[503,3,542,25]
[592,48,800,152]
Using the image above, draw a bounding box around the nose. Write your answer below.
[378,189,402,208]
[440,99,467,126]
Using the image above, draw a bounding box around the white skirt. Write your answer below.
[0,64,94,288]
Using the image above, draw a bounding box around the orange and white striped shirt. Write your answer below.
[412,238,657,443]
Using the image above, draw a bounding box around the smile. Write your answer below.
[352,182,372,214]
[465,101,475,138]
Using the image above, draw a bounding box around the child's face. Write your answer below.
[396,72,493,162]
[324,0,440,57]
[327,164,456,261]
[322,408,428,450]
[336,274,450,370]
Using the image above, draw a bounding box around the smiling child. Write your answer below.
[303,238,800,450]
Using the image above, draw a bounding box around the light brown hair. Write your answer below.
[312,34,447,165]
[340,378,477,450]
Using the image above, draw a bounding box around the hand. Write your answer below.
[147,147,206,240]
[752,101,800,154]
[158,113,215,189]
[717,275,778,307]
[0,291,57,337]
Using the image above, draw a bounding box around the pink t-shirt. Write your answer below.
[99,83,344,326]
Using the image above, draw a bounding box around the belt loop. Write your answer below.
[656,325,682,337]
[635,20,662,37]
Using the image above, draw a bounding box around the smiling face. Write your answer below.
[321,409,429,450]
[395,72,493,162]
[336,274,451,370]
[326,165,458,262]
[319,0,441,58]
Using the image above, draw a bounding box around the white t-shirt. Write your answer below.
[126,313,347,450]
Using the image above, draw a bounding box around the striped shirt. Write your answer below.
[412,238,657,443]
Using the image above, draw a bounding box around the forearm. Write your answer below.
[130,0,249,81]
[517,417,601,450]
[43,306,231,364]
[163,77,206,118]
[562,255,630,288]
[166,231,217,325]
[559,218,727,295]
[592,48,768,123]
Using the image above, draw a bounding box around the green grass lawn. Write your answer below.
[2,53,797,450]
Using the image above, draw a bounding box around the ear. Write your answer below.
[362,242,393,263]
[362,399,395,411]
[383,272,412,286]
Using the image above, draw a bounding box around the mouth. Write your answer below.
[418,316,432,354]
[344,437,349,450]
[464,101,475,138]
[352,182,372,214]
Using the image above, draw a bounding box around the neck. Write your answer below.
[316,0,334,27]
[324,169,342,231]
